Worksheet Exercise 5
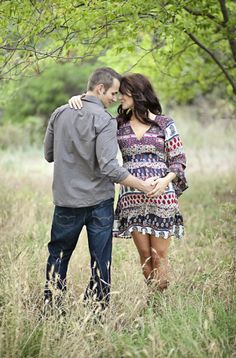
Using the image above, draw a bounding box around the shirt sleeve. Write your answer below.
[43,109,58,162]
[96,119,130,183]
[164,119,188,196]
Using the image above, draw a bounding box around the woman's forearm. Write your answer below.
[163,172,176,185]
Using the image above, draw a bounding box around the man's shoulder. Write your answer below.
[100,110,115,123]
[104,110,115,120]
[92,112,116,134]
[91,106,113,124]
[50,104,70,119]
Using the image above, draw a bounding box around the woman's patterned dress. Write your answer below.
[113,115,188,239]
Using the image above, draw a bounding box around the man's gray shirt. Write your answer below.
[44,96,129,207]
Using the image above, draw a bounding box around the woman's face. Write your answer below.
[119,92,134,110]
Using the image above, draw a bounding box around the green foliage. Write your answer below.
[0,0,236,102]
[0,117,44,149]
[1,61,95,125]
[0,61,99,147]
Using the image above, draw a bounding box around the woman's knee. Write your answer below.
[139,250,152,264]
[151,246,167,261]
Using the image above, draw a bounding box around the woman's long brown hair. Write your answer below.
[117,73,162,128]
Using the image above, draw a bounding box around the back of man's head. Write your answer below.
[87,67,122,92]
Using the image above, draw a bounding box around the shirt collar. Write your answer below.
[82,95,104,108]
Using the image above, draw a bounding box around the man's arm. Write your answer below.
[96,119,128,180]
[119,174,155,194]
[96,120,155,194]
[44,118,54,162]
[44,108,62,162]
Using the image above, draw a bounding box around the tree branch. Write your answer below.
[186,31,236,95]
[183,6,217,21]
[218,0,229,24]
[218,0,236,63]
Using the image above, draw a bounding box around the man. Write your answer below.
[44,67,155,312]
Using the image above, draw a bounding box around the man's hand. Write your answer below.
[146,172,176,197]
[68,94,85,109]
[141,176,158,194]
[146,177,169,197]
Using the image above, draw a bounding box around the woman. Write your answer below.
[113,73,187,291]
[69,73,187,292]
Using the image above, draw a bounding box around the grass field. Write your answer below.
[0,112,235,357]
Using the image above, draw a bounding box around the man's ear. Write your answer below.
[96,83,105,95]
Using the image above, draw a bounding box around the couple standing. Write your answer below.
[44,67,187,312]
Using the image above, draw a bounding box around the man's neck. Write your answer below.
[86,91,104,108]
[86,90,98,97]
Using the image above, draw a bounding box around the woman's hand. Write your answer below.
[68,94,85,109]
[146,172,176,197]
[147,177,169,197]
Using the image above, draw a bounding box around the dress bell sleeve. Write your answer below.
[164,119,188,197]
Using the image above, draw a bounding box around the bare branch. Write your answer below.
[218,0,236,63]
[125,49,155,73]
[0,49,94,80]
[186,31,236,95]
[218,0,229,24]
[183,6,217,21]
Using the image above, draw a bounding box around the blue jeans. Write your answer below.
[44,198,114,308]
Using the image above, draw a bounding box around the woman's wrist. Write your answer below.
[164,172,176,184]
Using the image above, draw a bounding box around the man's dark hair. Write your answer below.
[87,67,122,92]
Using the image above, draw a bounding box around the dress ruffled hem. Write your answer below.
[113,224,184,240]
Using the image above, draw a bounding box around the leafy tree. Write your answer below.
[0,0,236,102]
[2,61,95,125]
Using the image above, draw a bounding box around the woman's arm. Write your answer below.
[164,118,188,196]
[147,172,176,197]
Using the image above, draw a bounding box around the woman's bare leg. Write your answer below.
[150,236,171,289]
[132,232,152,280]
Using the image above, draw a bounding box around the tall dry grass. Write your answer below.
[0,112,235,357]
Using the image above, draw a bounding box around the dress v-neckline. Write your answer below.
[129,122,152,141]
